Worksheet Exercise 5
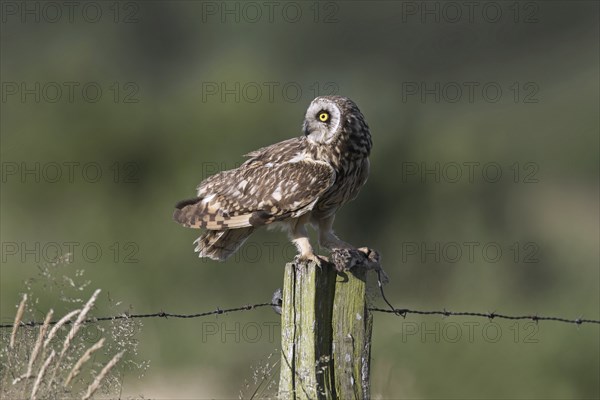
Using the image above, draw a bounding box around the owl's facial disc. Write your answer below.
[303,98,341,144]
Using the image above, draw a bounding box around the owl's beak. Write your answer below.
[302,120,310,136]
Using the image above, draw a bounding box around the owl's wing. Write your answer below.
[242,137,303,165]
[173,160,335,230]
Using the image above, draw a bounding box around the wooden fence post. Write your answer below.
[278,253,375,399]
[331,266,373,398]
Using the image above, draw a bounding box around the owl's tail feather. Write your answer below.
[194,227,254,261]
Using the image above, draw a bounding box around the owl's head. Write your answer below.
[302,96,369,146]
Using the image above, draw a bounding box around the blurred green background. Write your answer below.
[1,1,598,398]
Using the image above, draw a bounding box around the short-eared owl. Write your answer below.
[173,96,372,264]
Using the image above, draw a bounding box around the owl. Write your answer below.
[173,96,372,264]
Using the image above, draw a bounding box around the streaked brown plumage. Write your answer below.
[173,96,372,263]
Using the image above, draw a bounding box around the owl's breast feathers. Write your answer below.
[312,114,372,217]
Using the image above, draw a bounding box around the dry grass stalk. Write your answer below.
[82,350,125,400]
[43,309,80,349]
[50,289,101,387]
[30,350,55,400]
[12,309,55,385]
[63,289,101,354]
[27,310,54,375]
[10,294,27,349]
[64,338,105,387]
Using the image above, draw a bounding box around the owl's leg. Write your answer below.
[290,215,327,265]
[317,215,354,250]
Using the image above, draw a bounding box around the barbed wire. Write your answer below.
[0,303,275,329]
[1,302,598,329]
[369,308,600,325]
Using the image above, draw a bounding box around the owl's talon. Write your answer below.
[295,253,329,267]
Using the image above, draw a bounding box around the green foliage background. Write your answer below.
[1,1,598,398]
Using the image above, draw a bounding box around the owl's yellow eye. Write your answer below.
[318,112,330,122]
